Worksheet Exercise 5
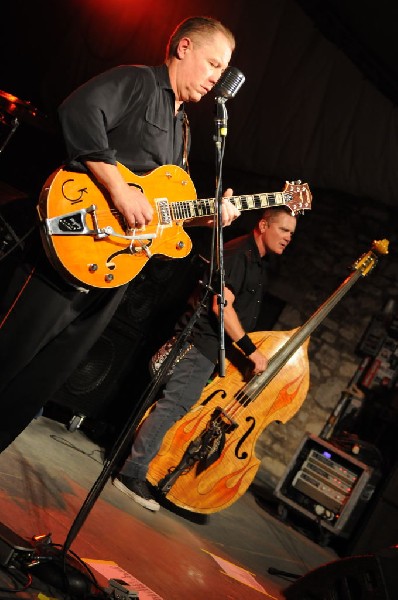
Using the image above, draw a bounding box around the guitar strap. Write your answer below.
[182,111,190,173]
[150,336,193,378]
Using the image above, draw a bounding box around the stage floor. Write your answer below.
[0,416,336,599]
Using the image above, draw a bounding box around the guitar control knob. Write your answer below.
[88,264,98,272]
[105,274,114,283]
[176,241,185,249]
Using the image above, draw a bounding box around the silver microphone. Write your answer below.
[213,66,245,100]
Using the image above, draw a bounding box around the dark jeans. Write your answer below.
[121,345,214,480]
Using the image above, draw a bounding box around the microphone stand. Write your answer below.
[60,299,209,556]
[26,286,211,596]
[61,98,230,554]
[59,96,231,553]
[213,97,228,377]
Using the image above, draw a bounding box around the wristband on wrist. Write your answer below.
[235,334,256,356]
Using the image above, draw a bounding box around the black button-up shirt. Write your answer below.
[58,64,186,173]
[182,233,269,364]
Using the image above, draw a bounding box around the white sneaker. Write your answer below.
[113,476,160,512]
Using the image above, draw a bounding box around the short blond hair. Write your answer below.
[260,206,296,224]
[166,16,235,59]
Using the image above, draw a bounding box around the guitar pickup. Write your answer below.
[44,205,109,239]
[156,198,172,226]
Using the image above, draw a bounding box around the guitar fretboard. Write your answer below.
[171,192,288,220]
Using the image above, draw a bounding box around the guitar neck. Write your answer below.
[171,192,289,220]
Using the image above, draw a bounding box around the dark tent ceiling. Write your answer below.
[296,0,398,106]
[1,0,397,209]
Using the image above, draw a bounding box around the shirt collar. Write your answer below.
[248,232,263,264]
[153,63,173,91]
[153,64,185,117]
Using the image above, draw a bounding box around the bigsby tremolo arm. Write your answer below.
[44,204,157,242]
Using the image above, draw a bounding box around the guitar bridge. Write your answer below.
[44,205,108,239]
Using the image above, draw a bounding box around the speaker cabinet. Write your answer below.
[274,434,380,538]
[347,462,398,555]
[51,322,145,419]
[284,546,398,600]
[49,256,199,427]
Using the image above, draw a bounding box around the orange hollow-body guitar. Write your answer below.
[37,163,312,289]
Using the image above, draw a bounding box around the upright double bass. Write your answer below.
[146,240,389,513]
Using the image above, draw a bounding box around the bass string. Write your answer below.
[228,380,261,418]
[202,375,263,432]
[208,259,377,431]
[208,351,287,429]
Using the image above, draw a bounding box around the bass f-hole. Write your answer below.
[235,415,255,460]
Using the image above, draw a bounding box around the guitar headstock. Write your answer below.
[282,180,312,215]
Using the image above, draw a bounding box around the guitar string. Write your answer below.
[92,194,287,214]
[76,191,292,222]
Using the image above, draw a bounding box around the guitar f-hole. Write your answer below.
[127,182,144,193]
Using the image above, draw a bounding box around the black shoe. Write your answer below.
[113,475,160,512]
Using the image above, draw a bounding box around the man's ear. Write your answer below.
[259,219,269,232]
[176,37,191,59]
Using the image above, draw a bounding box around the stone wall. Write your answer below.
[253,189,398,489]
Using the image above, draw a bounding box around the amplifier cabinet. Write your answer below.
[274,433,380,537]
